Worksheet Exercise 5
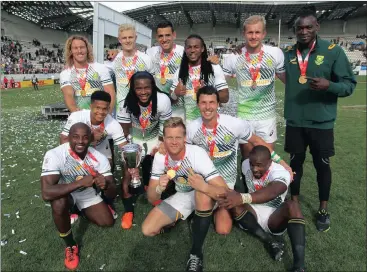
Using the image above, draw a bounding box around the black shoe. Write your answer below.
[316,209,330,232]
[290,266,306,272]
[186,254,203,272]
[266,241,284,261]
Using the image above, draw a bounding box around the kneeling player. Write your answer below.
[41,123,116,270]
[142,117,228,272]
[218,145,305,272]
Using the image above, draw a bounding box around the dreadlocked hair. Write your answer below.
[123,71,161,118]
[178,34,213,85]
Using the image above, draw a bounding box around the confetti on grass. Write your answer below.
[99,264,106,270]
[19,250,27,255]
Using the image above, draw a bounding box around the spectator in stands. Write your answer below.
[32,75,39,90]
[60,35,116,113]
[282,7,356,233]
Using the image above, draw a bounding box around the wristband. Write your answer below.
[155,185,164,194]
[240,193,252,204]
[170,91,178,100]
[271,151,282,163]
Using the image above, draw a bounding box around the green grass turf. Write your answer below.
[1,76,366,271]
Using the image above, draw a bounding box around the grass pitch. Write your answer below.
[1,77,366,271]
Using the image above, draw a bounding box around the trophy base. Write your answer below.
[129,184,143,195]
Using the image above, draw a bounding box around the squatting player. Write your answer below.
[142,117,228,272]
[41,123,116,270]
[218,145,305,272]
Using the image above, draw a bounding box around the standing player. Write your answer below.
[106,24,156,117]
[41,123,116,271]
[141,117,228,272]
[170,34,229,124]
[187,86,292,235]
[222,15,286,159]
[283,8,356,232]
[146,21,185,119]
[60,91,127,164]
[218,146,306,272]
[117,71,172,230]
[60,35,116,113]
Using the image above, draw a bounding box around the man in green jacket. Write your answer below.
[283,8,356,232]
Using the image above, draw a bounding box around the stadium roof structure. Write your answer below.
[1,1,366,33]
[1,1,94,32]
[123,1,367,29]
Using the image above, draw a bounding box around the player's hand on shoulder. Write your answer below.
[217,189,242,209]
[107,49,119,61]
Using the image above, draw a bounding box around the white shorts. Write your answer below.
[96,140,112,159]
[162,190,195,220]
[243,117,277,143]
[250,204,285,235]
[70,187,103,210]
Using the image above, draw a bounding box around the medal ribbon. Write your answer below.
[296,40,316,77]
[164,149,186,171]
[91,121,105,146]
[201,114,219,158]
[75,64,89,92]
[254,163,273,190]
[69,147,98,177]
[139,101,152,134]
[160,45,176,80]
[245,49,264,83]
[189,65,201,91]
[122,52,138,80]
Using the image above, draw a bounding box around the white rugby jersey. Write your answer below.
[117,92,172,141]
[186,114,252,188]
[41,143,112,192]
[170,64,228,122]
[60,62,113,110]
[105,51,156,105]
[61,110,126,151]
[222,45,285,120]
[242,160,290,208]
[151,144,220,193]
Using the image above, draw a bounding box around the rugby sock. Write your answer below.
[122,196,134,213]
[290,152,306,196]
[235,210,273,244]
[288,219,306,269]
[312,156,332,201]
[59,229,76,247]
[190,209,213,257]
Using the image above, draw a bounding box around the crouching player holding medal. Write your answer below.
[142,117,229,272]
[117,71,172,229]
[186,86,293,236]
[41,123,116,271]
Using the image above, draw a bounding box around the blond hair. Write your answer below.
[163,117,186,136]
[243,15,266,31]
[64,35,94,68]
[118,24,136,36]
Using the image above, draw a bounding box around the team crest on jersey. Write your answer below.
[224,134,232,144]
[266,59,273,67]
[92,72,99,80]
[328,44,336,50]
[315,55,324,66]
[75,165,82,171]
[138,63,145,70]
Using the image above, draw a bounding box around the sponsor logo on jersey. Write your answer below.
[93,72,99,80]
[328,44,336,50]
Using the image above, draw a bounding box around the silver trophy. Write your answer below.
[120,135,144,194]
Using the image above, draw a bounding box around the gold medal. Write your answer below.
[81,89,86,97]
[160,77,166,85]
[167,169,176,179]
[252,81,257,89]
[298,75,307,84]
